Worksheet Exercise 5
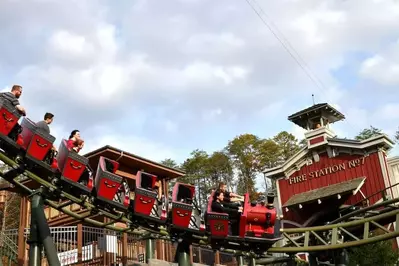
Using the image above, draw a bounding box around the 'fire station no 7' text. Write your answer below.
[288,157,365,185]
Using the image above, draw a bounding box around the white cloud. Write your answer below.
[81,134,179,163]
[359,40,399,85]
[1,0,399,170]
[373,103,399,121]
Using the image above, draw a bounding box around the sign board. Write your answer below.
[57,244,93,266]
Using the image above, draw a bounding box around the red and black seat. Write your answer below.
[171,182,203,232]
[205,190,229,238]
[133,171,165,221]
[57,139,92,193]
[0,99,24,150]
[20,118,58,172]
[94,156,129,210]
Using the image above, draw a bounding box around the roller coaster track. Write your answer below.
[1,150,399,261]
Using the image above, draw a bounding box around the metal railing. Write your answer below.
[0,229,18,265]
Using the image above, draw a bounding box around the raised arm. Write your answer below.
[15,105,26,116]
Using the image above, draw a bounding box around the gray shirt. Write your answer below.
[0,92,20,107]
[36,120,50,134]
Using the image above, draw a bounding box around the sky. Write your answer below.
[1,0,399,166]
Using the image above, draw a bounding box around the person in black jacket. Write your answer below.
[211,189,242,235]
[218,182,243,208]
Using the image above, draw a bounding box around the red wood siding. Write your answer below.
[309,136,324,145]
[278,152,385,222]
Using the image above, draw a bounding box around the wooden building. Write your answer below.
[263,103,395,226]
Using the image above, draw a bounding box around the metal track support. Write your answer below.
[145,238,155,262]
[334,249,348,266]
[27,196,41,266]
[248,257,256,266]
[237,256,244,265]
[174,240,191,266]
[28,191,60,266]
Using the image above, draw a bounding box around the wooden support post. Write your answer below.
[189,245,193,264]
[17,196,27,266]
[122,233,128,265]
[215,250,220,265]
[77,223,82,266]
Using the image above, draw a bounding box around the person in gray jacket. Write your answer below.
[36,113,57,151]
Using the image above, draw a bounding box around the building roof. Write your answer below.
[288,103,345,129]
[283,177,366,208]
[84,145,185,180]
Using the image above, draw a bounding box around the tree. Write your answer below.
[160,158,182,194]
[395,128,399,143]
[160,158,180,169]
[273,131,301,163]
[181,150,210,206]
[348,239,399,266]
[225,134,262,198]
[206,151,234,189]
[355,126,382,141]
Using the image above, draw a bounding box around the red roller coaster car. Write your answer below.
[0,99,24,153]
[56,139,93,195]
[132,171,167,223]
[93,156,130,211]
[20,118,58,173]
[205,190,282,253]
[169,182,205,235]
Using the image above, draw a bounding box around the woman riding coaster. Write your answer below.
[66,130,91,186]
[67,130,84,153]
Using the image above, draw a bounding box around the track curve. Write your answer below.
[1,151,399,254]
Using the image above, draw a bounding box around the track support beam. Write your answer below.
[174,240,191,266]
[28,189,60,266]
[145,238,155,263]
[237,255,244,265]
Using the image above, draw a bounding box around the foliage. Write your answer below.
[273,131,301,162]
[160,158,180,169]
[395,128,399,143]
[355,126,382,141]
[163,131,302,204]
[206,151,233,188]
[181,150,212,205]
[225,134,263,198]
[348,240,399,266]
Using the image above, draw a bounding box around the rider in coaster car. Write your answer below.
[218,182,243,208]
[0,85,26,141]
[66,129,91,185]
[211,189,243,235]
[36,112,58,152]
[0,85,26,116]
[67,130,84,153]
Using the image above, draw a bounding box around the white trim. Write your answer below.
[358,189,366,199]
[276,178,283,217]
[304,127,336,139]
[307,135,328,149]
[378,150,392,199]
[353,177,366,195]
[388,156,399,165]
[328,136,394,150]
[264,147,308,176]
